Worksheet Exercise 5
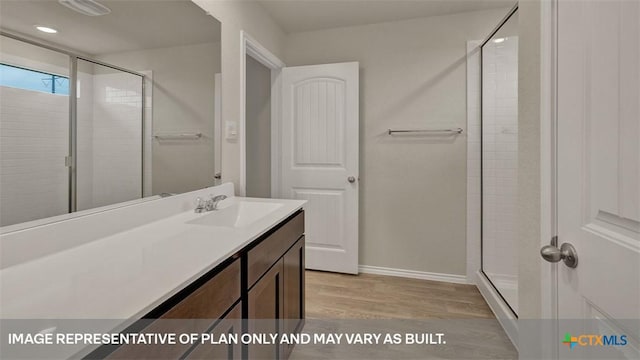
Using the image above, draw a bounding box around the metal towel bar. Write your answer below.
[387,128,463,135]
[154,133,202,140]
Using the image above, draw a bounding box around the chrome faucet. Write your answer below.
[195,194,227,213]
[206,194,227,211]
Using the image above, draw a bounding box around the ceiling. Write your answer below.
[0,0,514,55]
[0,0,221,56]
[259,0,515,33]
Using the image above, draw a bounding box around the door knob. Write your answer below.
[347,176,356,183]
[540,242,578,268]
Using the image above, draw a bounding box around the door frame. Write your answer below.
[540,0,559,358]
[239,30,285,197]
[214,73,222,186]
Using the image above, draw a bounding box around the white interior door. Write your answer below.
[556,0,639,358]
[280,62,359,274]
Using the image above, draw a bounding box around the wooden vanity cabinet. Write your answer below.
[247,211,305,288]
[161,259,241,322]
[106,258,241,360]
[246,212,305,360]
[247,259,284,359]
[283,236,305,358]
[102,210,304,360]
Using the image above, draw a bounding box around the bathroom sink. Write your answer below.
[186,201,283,228]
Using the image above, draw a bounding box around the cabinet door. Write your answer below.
[247,260,284,359]
[283,237,305,358]
[185,302,242,360]
[107,259,240,359]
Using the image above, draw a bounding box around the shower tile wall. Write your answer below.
[482,36,519,313]
[0,38,71,227]
[77,67,142,211]
[89,71,142,209]
[0,87,69,226]
[0,69,142,226]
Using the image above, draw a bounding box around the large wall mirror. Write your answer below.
[0,0,221,229]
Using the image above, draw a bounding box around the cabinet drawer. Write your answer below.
[107,259,241,359]
[162,258,241,322]
[247,211,304,288]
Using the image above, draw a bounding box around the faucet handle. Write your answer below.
[194,197,206,213]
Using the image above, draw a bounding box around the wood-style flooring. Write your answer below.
[289,270,518,359]
[305,270,495,319]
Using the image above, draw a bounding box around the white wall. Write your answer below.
[192,0,286,191]
[518,0,543,320]
[517,2,548,356]
[98,42,221,195]
[0,35,69,76]
[245,55,272,198]
[284,9,509,276]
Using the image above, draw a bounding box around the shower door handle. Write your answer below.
[540,242,578,268]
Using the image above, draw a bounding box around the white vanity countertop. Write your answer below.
[0,196,305,320]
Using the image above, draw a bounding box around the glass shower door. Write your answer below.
[76,59,143,211]
[481,10,519,315]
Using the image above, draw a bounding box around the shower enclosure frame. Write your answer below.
[479,3,519,318]
[0,30,146,213]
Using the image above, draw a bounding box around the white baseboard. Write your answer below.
[475,270,518,350]
[358,265,469,284]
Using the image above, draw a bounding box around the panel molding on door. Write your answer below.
[556,0,640,358]
[280,62,359,274]
[292,78,346,167]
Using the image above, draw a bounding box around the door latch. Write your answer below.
[65,156,73,168]
[540,239,578,268]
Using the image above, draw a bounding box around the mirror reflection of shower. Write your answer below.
[0,35,144,227]
[0,0,221,229]
[0,37,72,226]
[76,59,145,212]
[481,9,519,316]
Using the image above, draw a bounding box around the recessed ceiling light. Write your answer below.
[35,26,58,34]
[493,38,506,43]
[58,0,111,16]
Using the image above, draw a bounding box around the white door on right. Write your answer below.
[280,62,359,274]
[557,0,639,358]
